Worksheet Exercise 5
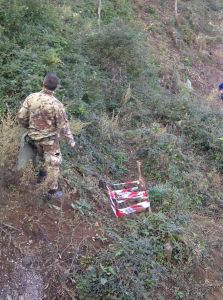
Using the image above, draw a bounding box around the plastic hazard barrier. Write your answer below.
[106,180,151,217]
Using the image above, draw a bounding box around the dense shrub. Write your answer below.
[0,0,63,112]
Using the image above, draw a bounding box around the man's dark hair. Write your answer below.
[219,83,223,91]
[43,73,59,91]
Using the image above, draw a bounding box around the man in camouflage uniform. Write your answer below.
[18,73,75,199]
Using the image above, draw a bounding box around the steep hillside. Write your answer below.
[0,0,223,299]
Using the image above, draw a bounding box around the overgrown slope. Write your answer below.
[0,0,223,299]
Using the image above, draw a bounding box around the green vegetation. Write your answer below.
[75,212,191,299]
[0,0,223,299]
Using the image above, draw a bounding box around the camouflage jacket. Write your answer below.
[18,89,74,145]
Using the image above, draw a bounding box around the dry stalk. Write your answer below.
[113,83,132,126]
[55,198,65,261]
[97,0,102,31]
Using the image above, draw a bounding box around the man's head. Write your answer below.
[219,83,223,100]
[43,73,59,91]
[219,83,223,91]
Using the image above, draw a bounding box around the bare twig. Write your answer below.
[175,0,178,17]
[137,161,152,213]
[174,0,180,25]
[1,222,20,231]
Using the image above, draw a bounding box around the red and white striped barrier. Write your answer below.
[106,180,151,217]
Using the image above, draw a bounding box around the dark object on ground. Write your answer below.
[218,83,223,100]
[47,189,63,200]
[218,83,223,91]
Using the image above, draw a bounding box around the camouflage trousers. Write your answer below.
[30,137,62,191]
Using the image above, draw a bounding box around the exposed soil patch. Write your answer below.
[0,185,104,299]
[189,215,223,299]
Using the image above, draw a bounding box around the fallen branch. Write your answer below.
[0,222,20,231]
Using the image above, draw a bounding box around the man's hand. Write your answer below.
[70,141,76,148]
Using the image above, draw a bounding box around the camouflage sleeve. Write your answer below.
[18,98,29,128]
[55,102,74,146]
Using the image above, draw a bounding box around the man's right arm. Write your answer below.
[18,98,29,128]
